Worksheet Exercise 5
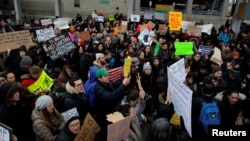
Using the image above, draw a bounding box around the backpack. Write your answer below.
[198,98,221,134]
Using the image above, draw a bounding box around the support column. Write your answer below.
[55,0,61,17]
[134,0,141,15]
[127,0,134,21]
[13,0,22,21]
[221,0,230,19]
[186,0,193,19]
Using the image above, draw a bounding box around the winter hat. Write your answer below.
[61,107,80,126]
[20,56,33,66]
[229,68,240,77]
[131,57,139,66]
[143,62,152,71]
[95,53,104,60]
[96,68,109,77]
[19,45,27,53]
[212,67,222,74]
[35,95,53,110]
[232,51,240,58]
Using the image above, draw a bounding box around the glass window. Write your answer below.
[74,0,80,7]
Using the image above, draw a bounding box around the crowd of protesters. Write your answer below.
[0,10,250,141]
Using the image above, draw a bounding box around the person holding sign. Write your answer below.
[93,68,131,141]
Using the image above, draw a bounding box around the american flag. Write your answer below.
[108,67,123,82]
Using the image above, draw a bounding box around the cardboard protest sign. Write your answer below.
[107,112,131,141]
[140,24,149,32]
[210,47,223,65]
[27,70,54,94]
[186,25,202,36]
[174,42,194,55]
[46,34,77,60]
[147,21,155,29]
[77,31,91,41]
[130,14,140,22]
[41,19,52,26]
[123,56,132,77]
[197,45,213,57]
[169,12,182,31]
[74,113,100,141]
[109,67,123,82]
[0,30,33,52]
[0,123,13,141]
[181,21,196,32]
[36,28,55,42]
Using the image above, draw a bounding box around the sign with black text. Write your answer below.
[46,34,77,60]
[0,122,13,141]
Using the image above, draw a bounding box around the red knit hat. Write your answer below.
[232,51,240,57]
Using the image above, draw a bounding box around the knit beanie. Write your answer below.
[20,56,33,66]
[61,107,80,126]
[95,53,104,60]
[212,67,222,74]
[35,95,53,110]
[229,68,240,77]
[143,62,152,71]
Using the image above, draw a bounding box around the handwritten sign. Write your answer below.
[41,19,52,26]
[46,34,77,60]
[0,123,12,141]
[77,31,91,41]
[187,25,202,36]
[36,28,55,42]
[0,30,33,52]
[197,45,213,57]
[210,47,223,65]
[27,70,54,94]
[174,42,194,55]
[74,113,100,141]
[123,56,132,77]
[169,12,182,31]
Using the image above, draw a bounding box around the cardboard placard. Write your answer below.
[186,25,202,36]
[169,12,182,31]
[210,47,223,65]
[0,30,33,52]
[77,31,91,41]
[147,21,155,29]
[46,34,77,60]
[41,19,52,26]
[74,113,100,141]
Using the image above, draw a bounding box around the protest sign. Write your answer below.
[187,25,202,36]
[154,12,165,20]
[109,15,115,21]
[181,21,196,32]
[174,42,194,55]
[77,31,91,41]
[74,113,100,141]
[210,47,223,65]
[27,70,54,94]
[123,56,132,77]
[147,21,155,29]
[138,29,152,46]
[168,58,185,82]
[46,34,77,60]
[41,19,52,26]
[109,67,123,82]
[144,13,153,20]
[36,28,55,42]
[167,67,192,137]
[53,17,71,29]
[0,30,33,52]
[0,123,12,141]
[197,45,213,57]
[130,14,140,22]
[197,24,213,35]
[169,12,182,31]
[121,21,128,32]
[107,112,131,141]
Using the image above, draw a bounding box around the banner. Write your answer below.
[36,28,55,42]
[130,14,140,22]
[174,42,194,55]
[109,67,123,82]
[74,113,100,141]
[169,12,182,31]
[46,34,77,60]
[0,30,33,52]
[77,31,91,41]
[0,123,12,141]
[27,70,54,94]
[197,45,213,57]
[41,19,52,26]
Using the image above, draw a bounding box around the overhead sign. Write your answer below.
[46,34,77,60]
[0,30,33,52]
[169,12,182,31]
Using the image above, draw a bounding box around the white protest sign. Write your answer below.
[210,47,223,65]
[41,19,52,26]
[168,58,186,82]
[130,14,140,22]
[197,45,213,57]
[181,21,196,32]
[36,28,55,42]
[96,16,104,22]
[154,12,165,20]
[167,68,193,137]
[0,123,12,141]
[53,17,71,29]
[197,24,213,35]
[138,29,152,46]
[144,13,153,19]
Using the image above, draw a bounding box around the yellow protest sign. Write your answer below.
[169,12,182,31]
[123,56,132,77]
[27,70,54,94]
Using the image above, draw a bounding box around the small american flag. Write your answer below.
[109,67,123,82]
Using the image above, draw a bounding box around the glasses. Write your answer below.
[69,122,80,128]
[75,83,83,87]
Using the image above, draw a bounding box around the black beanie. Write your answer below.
[212,67,222,74]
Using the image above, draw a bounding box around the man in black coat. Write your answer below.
[79,46,94,83]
